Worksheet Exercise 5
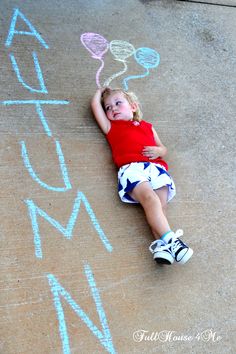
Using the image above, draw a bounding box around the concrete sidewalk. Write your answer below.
[1,1,235,353]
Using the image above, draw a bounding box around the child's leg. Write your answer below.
[129,182,170,239]
[154,186,168,216]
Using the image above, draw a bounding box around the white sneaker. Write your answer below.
[164,230,193,264]
[149,239,175,265]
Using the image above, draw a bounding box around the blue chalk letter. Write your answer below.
[5,8,49,48]
[21,140,71,192]
[10,52,48,93]
[1,100,69,137]
[25,190,113,258]
[47,264,116,354]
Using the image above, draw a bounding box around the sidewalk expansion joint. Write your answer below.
[177,0,236,8]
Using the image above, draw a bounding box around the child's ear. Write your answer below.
[131,102,138,112]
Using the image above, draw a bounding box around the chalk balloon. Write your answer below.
[80,32,109,87]
[122,47,160,90]
[103,40,136,86]
[109,40,136,61]
[80,33,109,59]
[134,47,160,69]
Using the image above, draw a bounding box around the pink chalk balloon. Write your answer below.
[80,32,109,59]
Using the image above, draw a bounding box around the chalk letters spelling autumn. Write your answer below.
[2,8,115,354]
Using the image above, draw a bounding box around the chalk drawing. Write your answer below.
[80,33,109,88]
[123,47,160,90]
[1,100,69,137]
[9,51,48,93]
[5,8,49,49]
[21,140,71,192]
[103,40,135,87]
[47,264,116,354]
[26,190,113,258]
[4,9,115,352]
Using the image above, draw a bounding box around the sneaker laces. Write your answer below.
[169,229,185,253]
[149,239,171,253]
[149,230,184,254]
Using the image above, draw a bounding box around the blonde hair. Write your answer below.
[101,87,143,122]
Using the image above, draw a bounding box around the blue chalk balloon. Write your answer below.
[134,47,160,69]
[122,47,160,90]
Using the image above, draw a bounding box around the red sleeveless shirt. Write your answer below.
[106,120,168,170]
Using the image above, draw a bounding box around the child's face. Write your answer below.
[103,92,137,121]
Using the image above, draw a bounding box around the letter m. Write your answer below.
[25,190,113,258]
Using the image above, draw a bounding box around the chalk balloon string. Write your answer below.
[123,47,160,90]
[80,33,109,88]
[103,40,135,87]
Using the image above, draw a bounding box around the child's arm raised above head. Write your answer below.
[91,88,111,134]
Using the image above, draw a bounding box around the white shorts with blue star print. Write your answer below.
[117,162,176,203]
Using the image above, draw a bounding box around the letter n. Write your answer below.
[47,264,116,353]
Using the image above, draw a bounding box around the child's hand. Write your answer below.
[142,146,164,160]
[100,86,111,97]
[93,87,109,101]
[99,87,107,94]
[96,87,104,97]
[92,87,106,103]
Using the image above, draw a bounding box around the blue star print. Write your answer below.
[156,166,168,176]
[124,178,140,193]
[143,162,150,170]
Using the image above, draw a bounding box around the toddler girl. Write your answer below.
[91,87,193,265]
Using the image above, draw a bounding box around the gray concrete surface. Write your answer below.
[0,0,235,353]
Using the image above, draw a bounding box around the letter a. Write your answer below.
[5,8,49,48]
